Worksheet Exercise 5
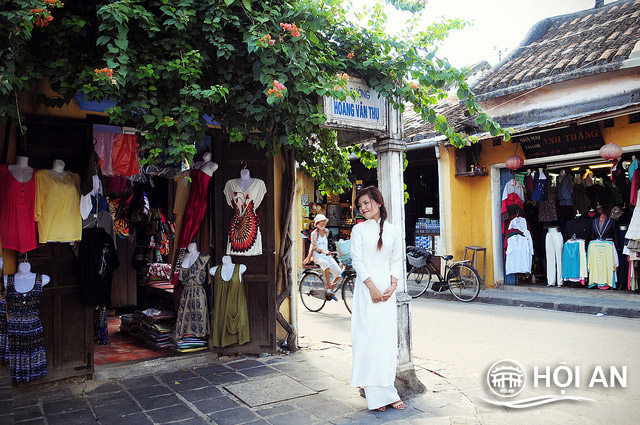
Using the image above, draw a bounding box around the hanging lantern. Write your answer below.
[599,143,622,160]
[505,154,524,171]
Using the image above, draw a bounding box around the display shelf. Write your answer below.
[455,170,488,177]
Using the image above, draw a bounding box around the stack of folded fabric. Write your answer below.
[171,334,208,353]
[144,263,173,289]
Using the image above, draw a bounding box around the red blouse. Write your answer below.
[0,165,38,252]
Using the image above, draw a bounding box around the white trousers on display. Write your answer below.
[545,231,564,286]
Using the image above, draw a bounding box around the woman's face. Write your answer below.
[357,194,380,220]
[316,219,328,229]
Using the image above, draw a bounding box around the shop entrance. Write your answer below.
[498,150,640,291]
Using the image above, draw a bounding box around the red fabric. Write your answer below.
[631,170,640,206]
[171,168,212,293]
[501,193,523,216]
[112,134,140,176]
[0,165,39,252]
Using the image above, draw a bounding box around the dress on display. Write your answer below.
[350,218,403,410]
[77,227,120,306]
[224,178,267,256]
[35,170,82,243]
[211,264,250,347]
[0,165,38,252]
[0,280,7,362]
[5,274,47,382]
[175,254,210,339]
[177,168,212,248]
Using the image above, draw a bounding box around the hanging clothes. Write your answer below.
[94,306,109,345]
[505,217,534,274]
[171,172,192,263]
[524,173,535,200]
[538,184,558,222]
[628,158,638,182]
[175,254,210,339]
[0,277,7,362]
[82,195,117,245]
[111,134,140,177]
[531,170,547,202]
[5,274,47,382]
[94,131,119,176]
[631,170,640,206]
[35,170,82,243]
[591,215,619,247]
[211,264,250,348]
[177,168,213,248]
[545,228,564,286]
[564,214,592,242]
[501,178,525,203]
[0,165,39,252]
[587,241,617,289]
[573,178,589,215]
[556,173,574,206]
[561,239,587,282]
[224,178,267,256]
[77,227,120,306]
[627,191,640,240]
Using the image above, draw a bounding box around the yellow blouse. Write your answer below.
[35,170,82,243]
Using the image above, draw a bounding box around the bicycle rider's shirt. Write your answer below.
[310,229,329,260]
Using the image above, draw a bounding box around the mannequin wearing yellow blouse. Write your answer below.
[35,159,82,243]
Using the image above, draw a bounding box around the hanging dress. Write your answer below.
[5,274,47,382]
[175,254,210,339]
[211,264,250,348]
[223,178,267,256]
[0,279,7,362]
[0,165,38,252]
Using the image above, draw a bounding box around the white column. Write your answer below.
[373,107,426,396]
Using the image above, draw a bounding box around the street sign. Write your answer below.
[514,123,604,159]
[321,77,389,144]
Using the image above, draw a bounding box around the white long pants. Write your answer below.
[364,385,400,410]
[545,231,564,286]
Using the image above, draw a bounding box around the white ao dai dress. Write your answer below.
[350,218,403,410]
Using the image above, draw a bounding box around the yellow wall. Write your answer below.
[441,116,640,287]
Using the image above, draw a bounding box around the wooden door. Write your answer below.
[23,116,94,381]
[213,139,276,354]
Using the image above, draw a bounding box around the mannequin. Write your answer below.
[236,168,255,192]
[538,167,546,180]
[559,169,566,177]
[49,159,69,178]
[210,255,247,281]
[4,262,50,293]
[192,152,218,177]
[546,226,563,287]
[8,156,34,183]
[181,242,201,268]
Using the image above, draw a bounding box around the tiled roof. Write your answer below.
[403,96,469,141]
[473,0,640,98]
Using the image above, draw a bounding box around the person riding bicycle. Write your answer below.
[303,214,342,296]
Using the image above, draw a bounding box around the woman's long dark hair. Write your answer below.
[355,186,387,251]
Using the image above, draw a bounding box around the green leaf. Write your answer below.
[242,0,252,11]
[96,35,110,46]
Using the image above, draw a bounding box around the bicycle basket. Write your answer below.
[335,239,352,267]
[407,251,427,268]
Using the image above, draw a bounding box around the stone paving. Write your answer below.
[5,342,480,425]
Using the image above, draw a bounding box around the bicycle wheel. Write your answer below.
[406,266,432,298]
[446,263,481,302]
[299,272,327,312]
[342,274,355,314]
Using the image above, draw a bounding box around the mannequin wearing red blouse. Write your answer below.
[0,156,38,252]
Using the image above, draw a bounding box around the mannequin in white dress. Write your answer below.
[4,262,50,292]
[181,243,201,268]
[8,156,34,183]
[49,159,69,178]
[210,255,247,280]
[236,168,255,192]
[192,152,218,177]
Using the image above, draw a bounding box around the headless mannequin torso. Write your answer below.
[8,156,34,183]
[48,159,69,179]
[181,243,200,268]
[192,152,218,177]
[4,262,50,293]
[210,255,246,281]
[236,169,255,192]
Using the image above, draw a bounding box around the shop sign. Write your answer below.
[514,123,604,159]
[320,77,388,142]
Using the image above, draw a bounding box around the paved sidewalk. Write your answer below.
[6,343,479,425]
[422,283,640,318]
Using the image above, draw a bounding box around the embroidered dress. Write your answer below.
[5,274,47,382]
[0,165,38,252]
[211,264,250,347]
[175,254,210,339]
[350,219,403,410]
[35,170,82,243]
[224,178,267,256]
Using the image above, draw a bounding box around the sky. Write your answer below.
[351,0,615,68]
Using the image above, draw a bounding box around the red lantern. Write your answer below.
[506,154,524,171]
[599,143,622,160]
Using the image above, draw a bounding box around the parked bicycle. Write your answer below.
[299,254,355,313]
[406,246,481,302]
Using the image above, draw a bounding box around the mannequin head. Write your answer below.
[222,255,232,265]
[202,152,212,162]
[187,242,198,254]
[52,159,66,172]
[17,262,32,274]
[15,156,29,167]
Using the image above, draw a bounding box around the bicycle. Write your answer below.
[299,255,355,313]
[405,246,481,302]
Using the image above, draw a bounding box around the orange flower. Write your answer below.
[347,52,354,59]
[30,8,44,13]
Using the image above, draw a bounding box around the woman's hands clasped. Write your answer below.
[366,279,397,303]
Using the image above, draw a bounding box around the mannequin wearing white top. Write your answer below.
[49,159,69,178]
[4,262,50,292]
[8,156,34,183]
[192,152,218,177]
[236,168,255,192]
[210,255,247,281]
[181,242,201,268]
